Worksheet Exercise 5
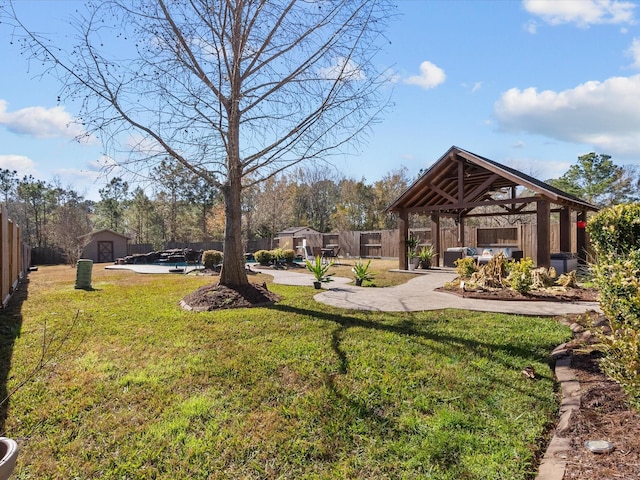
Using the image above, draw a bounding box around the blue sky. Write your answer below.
[1,0,640,200]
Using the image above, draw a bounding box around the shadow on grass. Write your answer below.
[270,303,559,400]
[268,302,563,473]
[0,278,29,435]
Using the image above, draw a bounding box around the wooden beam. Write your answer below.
[559,206,571,252]
[457,215,465,246]
[431,214,440,267]
[536,200,551,268]
[398,210,408,270]
[426,182,458,204]
[577,210,587,267]
[465,210,536,218]
[463,173,500,203]
[458,159,465,204]
[401,196,542,213]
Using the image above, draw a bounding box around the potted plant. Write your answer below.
[406,233,420,270]
[305,255,334,289]
[418,245,436,269]
[352,259,375,286]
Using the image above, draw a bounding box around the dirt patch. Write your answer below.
[559,312,640,479]
[180,282,280,311]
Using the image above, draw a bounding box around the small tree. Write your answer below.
[49,190,93,265]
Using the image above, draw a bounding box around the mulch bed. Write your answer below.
[558,311,640,479]
[180,282,280,311]
[437,286,600,302]
[563,348,640,479]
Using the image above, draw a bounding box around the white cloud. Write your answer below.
[627,38,640,68]
[0,154,37,176]
[53,167,101,181]
[494,75,640,156]
[88,155,119,171]
[404,61,446,90]
[0,100,85,139]
[319,57,365,81]
[523,0,636,28]
[525,19,538,34]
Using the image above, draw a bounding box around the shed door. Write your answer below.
[98,241,114,263]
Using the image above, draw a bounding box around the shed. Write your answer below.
[277,227,321,248]
[387,146,599,269]
[80,229,130,263]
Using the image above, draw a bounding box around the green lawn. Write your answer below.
[0,264,570,479]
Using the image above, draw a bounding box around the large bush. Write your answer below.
[588,203,640,408]
[281,248,296,263]
[254,250,273,265]
[202,250,223,269]
[587,203,640,256]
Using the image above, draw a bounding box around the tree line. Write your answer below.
[2,152,637,264]
[0,163,413,263]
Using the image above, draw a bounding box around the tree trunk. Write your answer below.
[219,3,249,289]
[220,176,249,287]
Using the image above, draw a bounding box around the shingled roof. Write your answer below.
[387,146,598,215]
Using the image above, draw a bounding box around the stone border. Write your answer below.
[536,321,590,479]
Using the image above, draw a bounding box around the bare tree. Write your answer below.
[7,0,392,287]
[48,191,93,265]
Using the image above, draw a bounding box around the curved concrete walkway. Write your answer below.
[261,267,601,316]
[106,263,600,316]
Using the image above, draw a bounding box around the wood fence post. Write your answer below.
[398,210,408,270]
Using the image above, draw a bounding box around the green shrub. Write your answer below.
[454,257,477,279]
[269,248,296,264]
[281,248,296,263]
[587,202,640,256]
[270,248,284,263]
[506,257,534,294]
[599,326,640,409]
[305,256,334,283]
[589,203,640,407]
[201,250,223,269]
[352,260,375,285]
[418,245,435,269]
[254,250,273,265]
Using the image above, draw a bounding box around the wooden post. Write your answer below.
[1,205,9,308]
[431,214,441,267]
[577,210,587,268]
[398,210,408,270]
[559,206,571,253]
[536,200,551,268]
[457,215,465,247]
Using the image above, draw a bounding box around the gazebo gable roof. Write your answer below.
[387,146,597,214]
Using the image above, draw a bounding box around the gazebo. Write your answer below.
[387,146,599,270]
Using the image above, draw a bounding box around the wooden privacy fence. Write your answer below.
[0,205,31,309]
[275,223,581,262]
[126,223,582,264]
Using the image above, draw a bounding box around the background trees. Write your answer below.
[1,165,413,262]
[4,154,639,264]
[94,178,130,233]
[8,0,393,287]
[547,153,639,207]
